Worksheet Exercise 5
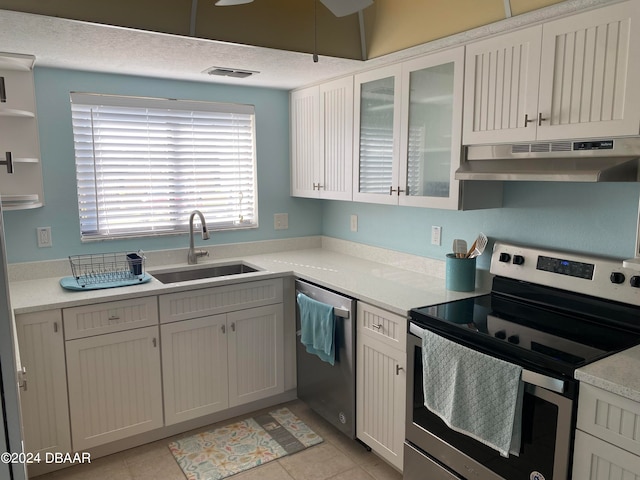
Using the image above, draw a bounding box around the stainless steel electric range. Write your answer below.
[405,242,640,480]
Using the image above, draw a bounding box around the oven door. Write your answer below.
[405,328,574,480]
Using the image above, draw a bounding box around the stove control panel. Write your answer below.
[491,242,640,305]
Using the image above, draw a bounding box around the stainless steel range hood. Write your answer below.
[456,137,640,182]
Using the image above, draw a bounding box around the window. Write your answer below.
[70,92,258,241]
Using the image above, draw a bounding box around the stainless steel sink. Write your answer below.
[151,263,260,284]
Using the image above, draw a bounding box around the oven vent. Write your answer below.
[531,143,551,153]
[551,141,572,152]
[511,142,574,154]
[204,67,259,78]
[511,144,530,154]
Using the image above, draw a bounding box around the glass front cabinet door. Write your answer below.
[353,46,465,209]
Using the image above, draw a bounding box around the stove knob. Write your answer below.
[499,253,511,263]
[512,255,525,266]
[495,330,507,340]
[630,276,640,288]
[507,335,520,344]
[610,272,626,284]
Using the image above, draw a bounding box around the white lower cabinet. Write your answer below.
[356,302,406,471]
[161,303,284,426]
[572,383,640,479]
[65,325,164,451]
[15,310,71,466]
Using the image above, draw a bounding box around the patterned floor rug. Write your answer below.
[168,408,323,480]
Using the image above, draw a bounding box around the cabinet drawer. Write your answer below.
[577,383,640,455]
[63,296,158,339]
[159,278,283,323]
[573,429,640,479]
[357,301,407,351]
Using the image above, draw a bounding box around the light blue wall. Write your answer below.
[3,67,322,263]
[322,182,640,270]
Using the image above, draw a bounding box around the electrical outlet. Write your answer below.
[350,214,358,232]
[274,213,289,230]
[431,226,442,246]
[37,227,52,248]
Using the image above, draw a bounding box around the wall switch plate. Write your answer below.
[350,214,358,232]
[431,226,442,246]
[37,226,52,248]
[274,213,289,230]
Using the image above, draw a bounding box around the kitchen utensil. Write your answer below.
[466,232,488,258]
[453,239,467,258]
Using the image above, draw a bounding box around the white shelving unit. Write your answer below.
[0,52,44,210]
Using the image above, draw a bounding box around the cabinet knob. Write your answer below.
[221,324,226,334]
[396,365,404,375]
[389,186,405,196]
[231,322,236,332]
[524,114,535,126]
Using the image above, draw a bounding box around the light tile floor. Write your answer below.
[35,400,403,480]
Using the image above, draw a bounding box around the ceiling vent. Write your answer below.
[204,67,259,78]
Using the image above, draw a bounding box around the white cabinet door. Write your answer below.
[357,332,406,471]
[573,430,640,480]
[356,302,406,471]
[290,85,320,198]
[353,64,403,205]
[399,46,464,209]
[291,78,353,200]
[463,25,542,145]
[537,0,640,140]
[228,304,284,407]
[319,76,353,201]
[161,314,229,425]
[66,326,163,450]
[15,310,71,458]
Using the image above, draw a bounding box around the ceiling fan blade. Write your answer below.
[319,0,373,17]
[215,0,253,5]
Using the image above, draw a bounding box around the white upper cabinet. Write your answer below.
[463,0,640,144]
[291,76,353,200]
[354,47,478,209]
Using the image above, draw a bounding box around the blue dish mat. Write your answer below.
[59,273,152,291]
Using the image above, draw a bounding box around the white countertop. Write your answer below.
[575,344,640,403]
[9,245,486,317]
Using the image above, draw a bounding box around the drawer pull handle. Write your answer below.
[1,152,14,174]
[53,321,58,333]
[538,112,548,126]
[231,322,236,332]
[221,325,226,334]
[0,77,6,103]
[371,323,383,330]
[396,365,404,375]
[108,315,120,321]
[152,337,157,348]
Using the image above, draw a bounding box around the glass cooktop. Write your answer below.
[411,278,640,378]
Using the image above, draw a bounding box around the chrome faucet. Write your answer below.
[188,210,211,264]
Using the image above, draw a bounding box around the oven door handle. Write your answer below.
[409,323,566,395]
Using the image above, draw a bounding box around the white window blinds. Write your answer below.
[70,93,258,241]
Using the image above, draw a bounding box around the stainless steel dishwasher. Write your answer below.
[295,279,356,439]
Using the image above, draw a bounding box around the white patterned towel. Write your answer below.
[421,329,524,457]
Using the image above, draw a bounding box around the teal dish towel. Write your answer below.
[297,292,336,366]
[421,329,524,457]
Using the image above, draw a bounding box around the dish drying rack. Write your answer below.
[61,251,151,290]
